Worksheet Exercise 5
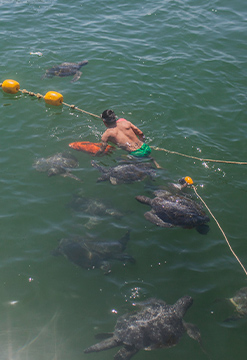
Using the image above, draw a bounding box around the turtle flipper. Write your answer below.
[184,321,206,353]
[113,253,136,264]
[60,172,82,182]
[195,224,210,235]
[84,336,121,353]
[114,346,139,360]
[184,322,201,343]
[118,230,130,250]
[224,313,244,322]
[71,71,82,82]
[144,211,174,228]
[97,174,110,182]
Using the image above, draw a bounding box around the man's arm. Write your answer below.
[131,123,145,142]
[94,130,109,156]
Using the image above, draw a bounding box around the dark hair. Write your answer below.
[101,109,116,123]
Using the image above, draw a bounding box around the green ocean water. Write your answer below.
[1,0,247,359]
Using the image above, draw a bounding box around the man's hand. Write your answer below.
[94,142,108,156]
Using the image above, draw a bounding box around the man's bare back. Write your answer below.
[101,118,145,152]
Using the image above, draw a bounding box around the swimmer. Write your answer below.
[95,110,161,167]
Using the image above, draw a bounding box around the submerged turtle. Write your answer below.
[225,287,247,321]
[84,296,202,359]
[69,195,123,218]
[33,152,81,181]
[68,195,123,229]
[91,160,156,185]
[135,190,210,234]
[52,230,134,274]
[42,60,88,82]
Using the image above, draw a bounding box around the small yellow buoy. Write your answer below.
[2,79,20,94]
[184,176,194,185]
[44,91,63,106]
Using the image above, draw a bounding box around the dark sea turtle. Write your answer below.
[42,60,88,82]
[84,296,202,360]
[52,230,134,274]
[135,190,210,234]
[225,287,247,321]
[33,152,81,181]
[91,160,156,185]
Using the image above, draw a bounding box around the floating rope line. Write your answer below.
[20,89,101,118]
[20,88,101,118]
[20,88,44,99]
[192,184,247,277]
[0,80,101,118]
[150,146,247,165]
[1,80,246,164]
[62,101,101,118]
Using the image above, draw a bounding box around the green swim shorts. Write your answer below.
[129,143,151,157]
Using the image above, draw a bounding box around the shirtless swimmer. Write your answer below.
[96,109,152,158]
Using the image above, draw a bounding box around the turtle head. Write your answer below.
[179,176,194,188]
[135,195,152,205]
[100,261,111,275]
[78,60,88,67]
[173,295,193,318]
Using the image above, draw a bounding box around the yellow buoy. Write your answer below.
[184,176,193,185]
[2,79,20,94]
[44,91,63,106]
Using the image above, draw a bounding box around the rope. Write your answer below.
[150,146,247,165]
[192,185,247,276]
[20,89,44,98]
[62,102,101,118]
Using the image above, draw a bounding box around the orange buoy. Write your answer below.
[184,176,193,185]
[69,141,115,155]
[44,91,63,106]
[2,79,20,94]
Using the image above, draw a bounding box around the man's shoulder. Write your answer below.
[102,127,116,140]
[117,118,128,122]
[117,119,132,128]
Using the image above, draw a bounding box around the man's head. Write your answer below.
[101,109,117,124]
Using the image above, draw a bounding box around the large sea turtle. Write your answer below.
[84,296,202,359]
[225,287,247,321]
[91,160,156,185]
[42,60,88,82]
[135,190,210,234]
[33,152,81,181]
[52,230,134,274]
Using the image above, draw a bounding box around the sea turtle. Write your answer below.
[69,194,123,218]
[225,287,247,321]
[68,194,123,228]
[135,190,210,234]
[52,230,134,274]
[33,152,81,181]
[91,160,156,185]
[42,60,88,82]
[84,296,202,360]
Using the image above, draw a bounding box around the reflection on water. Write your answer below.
[1,308,60,360]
